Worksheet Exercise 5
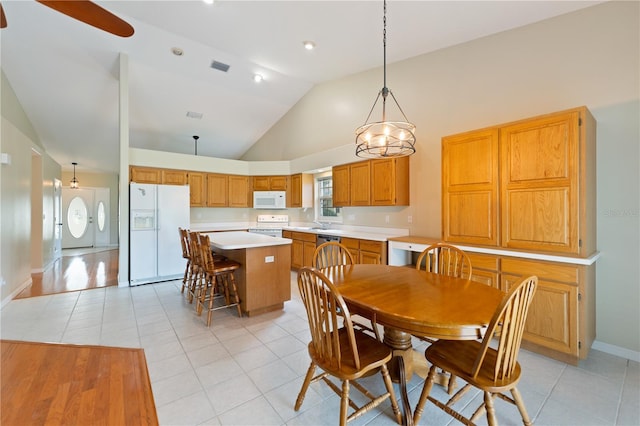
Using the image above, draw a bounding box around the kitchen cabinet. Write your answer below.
[442,106,596,256]
[253,175,288,191]
[371,157,410,206]
[285,231,316,269]
[466,252,499,289]
[188,172,206,207]
[332,164,350,207]
[289,173,314,208]
[350,161,371,206]
[161,169,188,185]
[228,175,250,207]
[130,166,162,184]
[500,257,594,365]
[206,173,228,207]
[342,237,387,265]
[332,157,410,207]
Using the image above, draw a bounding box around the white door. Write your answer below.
[157,185,189,278]
[62,188,95,248]
[53,179,63,258]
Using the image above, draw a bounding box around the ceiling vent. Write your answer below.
[210,60,230,72]
[186,111,203,119]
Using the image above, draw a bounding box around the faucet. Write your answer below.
[313,221,329,230]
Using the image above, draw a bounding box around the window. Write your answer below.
[316,175,342,223]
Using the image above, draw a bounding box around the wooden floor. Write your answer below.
[1,340,158,425]
[17,249,119,299]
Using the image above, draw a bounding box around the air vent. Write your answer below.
[186,111,203,119]
[211,60,230,72]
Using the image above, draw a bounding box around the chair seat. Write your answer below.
[426,335,522,393]
[207,259,240,274]
[309,328,392,380]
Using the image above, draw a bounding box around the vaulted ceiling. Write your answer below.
[1,0,601,173]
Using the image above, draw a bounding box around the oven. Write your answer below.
[247,214,288,238]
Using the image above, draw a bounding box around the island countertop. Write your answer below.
[205,231,292,250]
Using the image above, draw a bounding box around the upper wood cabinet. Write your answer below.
[442,106,596,256]
[289,173,314,208]
[130,166,162,184]
[207,173,228,207]
[252,175,288,191]
[161,169,188,185]
[332,164,350,207]
[188,172,206,207]
[442,128,499,246]
[332,157,410,207]
[350,161,371,206]
[228,175,250,207]
[371,157,410,206]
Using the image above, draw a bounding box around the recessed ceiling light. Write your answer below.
[186,111,203,119]
[303,41,316,50]
[202,0,214,5]
[253,74,263,83]
[171,47,184,56]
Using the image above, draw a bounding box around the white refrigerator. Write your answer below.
[130,183,190,286]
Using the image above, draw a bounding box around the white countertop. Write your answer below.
[205,231,292,250]
[283,225,409,242]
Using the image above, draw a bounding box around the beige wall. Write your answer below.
[243,2,640,354]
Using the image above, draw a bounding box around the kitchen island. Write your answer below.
[205,231,292,316]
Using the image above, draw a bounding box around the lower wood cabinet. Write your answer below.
[465,253,594,365]
[284,231,316,269]
[342,237,387,265]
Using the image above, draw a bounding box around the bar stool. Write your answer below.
[196,234,243,326]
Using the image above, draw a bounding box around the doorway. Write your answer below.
[62,187,110,249]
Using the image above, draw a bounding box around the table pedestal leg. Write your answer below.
[383,328,414,426]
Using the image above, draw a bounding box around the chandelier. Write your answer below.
[70,162,79,189]
[355,0,416,158]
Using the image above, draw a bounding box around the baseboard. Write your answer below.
[592,340,640,362]
[0,277,32,308]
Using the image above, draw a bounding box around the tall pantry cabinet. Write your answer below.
[442,106,598,365]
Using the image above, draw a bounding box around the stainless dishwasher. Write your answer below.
[316,234,341,246]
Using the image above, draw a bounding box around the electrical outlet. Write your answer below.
[385,215,390,223]
[265,255,274,263]
[408,215,413,223]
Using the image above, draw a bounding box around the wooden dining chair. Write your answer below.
[295,267,402,426]
[313,242,380,341]
[313,241,355,269]
[196,234,243,326]
[186,231,204,303]
[415,242,473,393]
[412,275,538,426]
[415,242,472,278]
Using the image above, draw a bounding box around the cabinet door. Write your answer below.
[350,161,371,206]
[291,239,304,269]
[228,175,250,207]
[442,129,499,245]
[332,164,350,206]
[359,240,385,264]
[290,174,302,207]
[207,174,228,207]
[252,176,270,191]
[501,258,579,359]
[500,110,580,254]
[130,166,161,184]
[371,157,410,206]
[188,172,206,207]
[161,169,187,185]
[466,252,499,288]
[270,176,288,191]
[303,241,316,267]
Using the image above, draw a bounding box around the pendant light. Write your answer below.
[70,162,79,189]
[193,135,199,156]
[355,0,416,158]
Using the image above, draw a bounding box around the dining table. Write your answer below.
[320,263,505,426]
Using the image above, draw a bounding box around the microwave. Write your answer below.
[253,191,286,209]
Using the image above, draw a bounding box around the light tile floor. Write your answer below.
[1,274,638,426]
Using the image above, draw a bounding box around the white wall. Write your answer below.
[243,2,640,354]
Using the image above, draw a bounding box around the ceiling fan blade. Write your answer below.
[1,3,7,29]
[36,0,134,37]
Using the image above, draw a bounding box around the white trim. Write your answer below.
[592,340,640,362]
[0,277,32,308]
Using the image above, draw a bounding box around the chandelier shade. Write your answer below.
[355,0,416,158]
[70,162,79,189]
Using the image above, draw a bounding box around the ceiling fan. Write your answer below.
[0,0,134,37]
